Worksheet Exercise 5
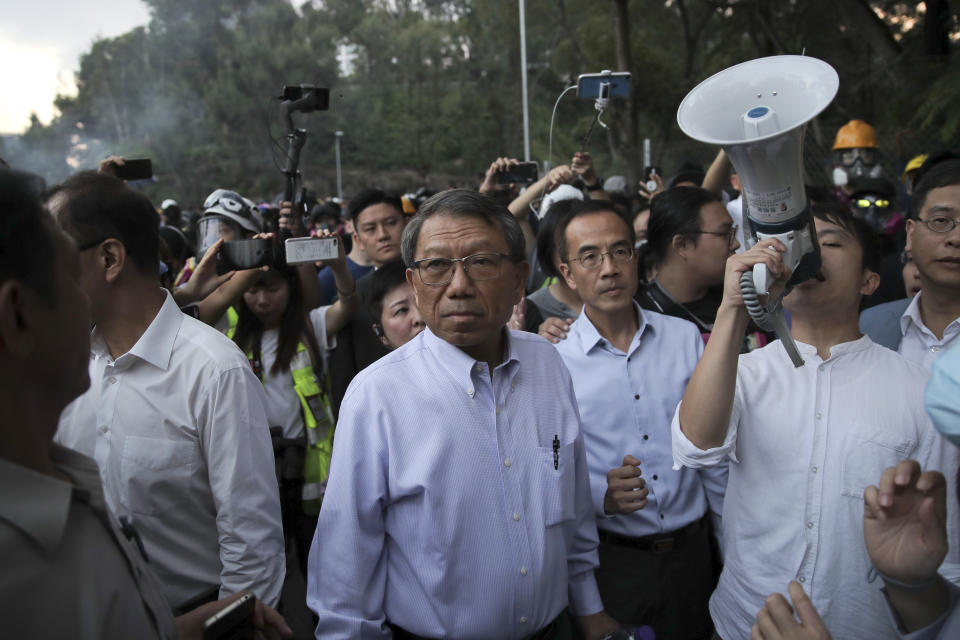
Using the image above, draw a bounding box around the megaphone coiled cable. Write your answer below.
[739,271,806,367]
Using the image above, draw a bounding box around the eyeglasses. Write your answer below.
[567,246,635,270]
[413,252,511,286]
[698,225,738,244]
[917,216,960,233]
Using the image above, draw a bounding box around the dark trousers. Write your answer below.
[595,516,717,640]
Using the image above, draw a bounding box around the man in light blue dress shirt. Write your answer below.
[553,201,724,639]
[307,190,620,639]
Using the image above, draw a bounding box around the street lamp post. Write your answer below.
[334,130,343,202]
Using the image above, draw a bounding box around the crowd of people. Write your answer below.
[1,115,960,640]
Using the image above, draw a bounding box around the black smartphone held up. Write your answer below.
[114,158,153,181]
[203,593,255,640]
[496,161,539,185]
[216,238,276,275]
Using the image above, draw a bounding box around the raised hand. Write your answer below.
[863,459,948,585]
[479,157,520,195]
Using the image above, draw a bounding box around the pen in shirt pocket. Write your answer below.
[553,434,559,470]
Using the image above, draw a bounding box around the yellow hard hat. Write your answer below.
[833,120,878,150]
[903,154,928,177]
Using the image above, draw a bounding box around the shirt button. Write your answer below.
[652,474,658,481]
[107,376,117,384]
[932,346,941,353]
[99,425,109,434]
[634,394,640,400]
[643,435,649,440]
[798,576,806,583]
[520,567,528,576]
[520,617,528,624]
[816,412,822,419]
[807,522,814,529]
[495,408,500,415]
[811,466,818,473]
[467,388,474,396]
[504,459,512,468]
[513,513,520,521]
[659,513,664,520]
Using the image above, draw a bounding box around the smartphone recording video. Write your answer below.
[495,162,539,185]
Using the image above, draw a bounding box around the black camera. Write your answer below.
[278,84,329,112]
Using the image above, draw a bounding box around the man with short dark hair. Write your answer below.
[553,200,722,638]
[308,189,619,639]
[860,158,960,370]
[326,189,409,415]
[50,171,285,610]
[672,204,958,639]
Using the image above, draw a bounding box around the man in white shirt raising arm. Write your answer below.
[671,202,959,639]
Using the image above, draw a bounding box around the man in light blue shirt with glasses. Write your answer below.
[307,190,620,640]
[553,200,725,639]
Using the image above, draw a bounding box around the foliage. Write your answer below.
[5,0,957,207]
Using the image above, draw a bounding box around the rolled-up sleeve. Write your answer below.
[202,365,285,606]
[671,390,742,471]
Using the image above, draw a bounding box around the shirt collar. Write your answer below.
[792,333,874,361]
[900,292,925,337]
[573,301,651,356]
[423,326,519,395]
[0,444,91,553]
[91,290,181,370]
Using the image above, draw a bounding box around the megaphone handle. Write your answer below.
[752,262,769,296]
[770,309,805,368]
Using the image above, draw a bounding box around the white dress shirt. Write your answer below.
[1,445,177,640]
[56,291,285,608]
[899,292,960,371]
[307,327,603,639]
[555,303,726,536]
[671,336,960,640]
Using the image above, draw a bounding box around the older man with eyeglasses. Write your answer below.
[551,200,725,639]
[306,189,621,640]
[860,158,960,371]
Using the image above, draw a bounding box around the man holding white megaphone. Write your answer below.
[670,55,960,640]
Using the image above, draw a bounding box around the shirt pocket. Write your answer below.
[840,433,915,500]
[121,436,196,516]
[536,441,577,527]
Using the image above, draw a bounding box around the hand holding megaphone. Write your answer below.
[721,240,791,314]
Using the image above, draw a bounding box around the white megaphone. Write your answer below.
[677,55,839,367]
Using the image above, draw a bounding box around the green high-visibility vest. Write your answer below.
[227,308,333,515]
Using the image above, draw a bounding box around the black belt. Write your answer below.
[388,613,559,640]
[597,515,705,554]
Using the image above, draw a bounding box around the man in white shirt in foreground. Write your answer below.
[671,202,958,639]
[50,171,285,610]
[307,189,619,639]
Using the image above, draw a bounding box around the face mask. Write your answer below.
[926,351,960,448]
